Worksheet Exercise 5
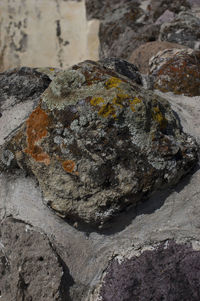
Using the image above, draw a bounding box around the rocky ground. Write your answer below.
[0,0,200,301]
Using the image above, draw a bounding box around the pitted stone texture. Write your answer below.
[128,41,187,74]
[0,217,69,301]
[0,60,198,228]
[97,240,200,301]
[159,11,200,49]
[150,48,200,96]
[148,0,191,21]
[99,58,142,85]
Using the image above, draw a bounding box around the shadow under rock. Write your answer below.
[78,163,200,236]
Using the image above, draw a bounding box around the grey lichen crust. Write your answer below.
[0,60,198,228]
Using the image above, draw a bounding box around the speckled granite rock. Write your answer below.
[150,48,200,96]
[0,217,71,301]
[159,11,200,49]
[128,41,187,74]
[0,60,198,228]
[94,240,200,301]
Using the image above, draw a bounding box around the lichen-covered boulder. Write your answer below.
[95,240,200,301]
[149,48,200,96]
[159,11,200,49]
[0,60,198,228]
[128,41,187,74]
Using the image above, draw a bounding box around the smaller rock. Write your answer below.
[149,48,200,96]
[99,57,143,85]
[159,11,200,49]
[128,41,187,74]
[0,217,70,301]
[96,240,200,301]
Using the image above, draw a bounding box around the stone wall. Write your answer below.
[0,0,99,71]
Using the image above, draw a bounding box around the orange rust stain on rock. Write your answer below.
[62,160,75,173]
[24,106,50,165]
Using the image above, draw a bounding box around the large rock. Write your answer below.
[128,41,187,74]
[159,11,200,49]
[0,217,71,301]
[149,48,200,96]
[0,60,198,228]
[94,240,200,301]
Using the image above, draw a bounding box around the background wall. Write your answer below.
[0,0,99,71]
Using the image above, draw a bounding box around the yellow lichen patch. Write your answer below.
[152,106,167,129]
[105,77,122,89]
[113,93,130,107]
[62,160,75,173]
[90,96,105,106]
[24,106,50,165]
[130,97,142,112]
[98,103,116,118]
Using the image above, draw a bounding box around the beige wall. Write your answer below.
[0,0,99,71]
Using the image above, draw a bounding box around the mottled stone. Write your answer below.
[0,217,71,301]
[0,60,198,228]
[150,48,200,96]
[159,11,200,49]
[128,41,187,74]
[148,0,191,21]
[98,240,200,301]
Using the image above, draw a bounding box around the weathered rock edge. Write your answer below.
[0,60,198,228]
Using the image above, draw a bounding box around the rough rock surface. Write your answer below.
[0,60,198,229]
[99,57,142,85]
[159,11,200,49]
[0,217,71,301]
[98,1,160,60]
[128,41,187,74]
[155,9,176,25]
[0,67,54,147]
[96,240,200,301]
[150,48,200,96]
[85,0,138,20]
[148,0,191,21]
[0,67,51,107]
